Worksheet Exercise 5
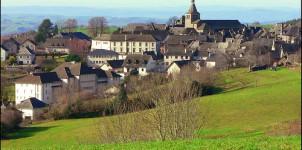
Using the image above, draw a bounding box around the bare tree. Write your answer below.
[87,17,109,37]
[166,16,179,26]
[64,19,78,33]
[55,19,66,32]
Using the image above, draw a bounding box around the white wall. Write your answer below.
[15,83,53,105]
[206,61,216,68]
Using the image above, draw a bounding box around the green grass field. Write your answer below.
[61,28,118,37]
[248,24,273,29]
[1,68,301,149]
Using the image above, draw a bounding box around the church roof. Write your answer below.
[187,0,199,14]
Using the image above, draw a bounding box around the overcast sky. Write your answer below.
[2,0,301,8]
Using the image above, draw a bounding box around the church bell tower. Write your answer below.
[185,0,200,28]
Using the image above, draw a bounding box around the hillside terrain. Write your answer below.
[1,68,301,149]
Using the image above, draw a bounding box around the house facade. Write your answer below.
[2,38,20,55]
[15,72,62,105]
[87,49,119,67]
[122,54,155,76]
[16,97,48,120]
[91,34,160,58]
[164,46,197,69]
[16,47,36,65]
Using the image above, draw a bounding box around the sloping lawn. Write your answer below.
[1,68,301,149]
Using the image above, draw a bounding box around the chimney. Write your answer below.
[185,49,187,53]
[125,35,127,41]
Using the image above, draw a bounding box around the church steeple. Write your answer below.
[185,0,200,28]
[187,0,199,14]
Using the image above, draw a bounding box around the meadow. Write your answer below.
[1,68,301,149]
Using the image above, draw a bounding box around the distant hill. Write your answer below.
[1,6,301,36]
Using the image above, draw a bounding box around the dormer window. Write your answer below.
[135,60,139,64]
[144,60,148,64]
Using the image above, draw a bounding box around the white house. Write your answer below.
[16,47,36,65]
[122,54,155,76]
[91,34,161,58]
[16,97,48,120]
[15,72,62,105]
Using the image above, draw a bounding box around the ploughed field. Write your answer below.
[1,68,301,150]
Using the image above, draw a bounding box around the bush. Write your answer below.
[1,108,23,138]
[1,122,9,139]
[64,54,81,62]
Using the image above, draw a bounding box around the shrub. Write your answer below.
[1,108,23,138]
[64,54,81,62]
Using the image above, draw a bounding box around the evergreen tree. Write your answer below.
[35,19,57,44]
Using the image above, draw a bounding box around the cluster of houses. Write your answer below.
[1,0,301,120]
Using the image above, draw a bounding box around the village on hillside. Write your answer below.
[0,0,301,121]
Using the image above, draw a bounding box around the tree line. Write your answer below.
[35,17,109,44]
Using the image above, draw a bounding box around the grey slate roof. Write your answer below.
[17,47,35,55]
[16,97,48,109]
[15,72,61,84]
[285,26,300,36]
[187,0,199,14]
[107,60,124,69]
[88,49,119,56]
[200,20,243,30]
[1,45,9,52]
[165,46,197,56]
[55,32,90,40]
[93,34,159,42]
[94,68,122,78]
[52,62,95,79]
[122,54,152,68]
[173,60,191,68]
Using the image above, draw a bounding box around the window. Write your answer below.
[113,42,116,46]
[141,68,144,72]
[181,56,183,59]
[186,15,190,19]
[152,43,155,47]
[27,56,30,58]
[175,56,178,59]
[133,48,136,52]
[133,42,136,46]
[120,48,123,52]
[185,56,189,59]
[120,42,123,46]
[127,42,129,46]
[20,56,22,58]
[145,43,148,46]
[166,62,169,66]
[139,42,142,47]
[166,56,169,59]
[139,48,142,52]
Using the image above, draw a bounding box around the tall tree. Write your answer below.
[87,17,109,37]
[35,19,56,44]
[64,19,78,33]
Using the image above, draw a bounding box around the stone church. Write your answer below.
[175,0,244,34]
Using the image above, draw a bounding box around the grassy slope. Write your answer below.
[1,68,301,149]
[61,28,118,36]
